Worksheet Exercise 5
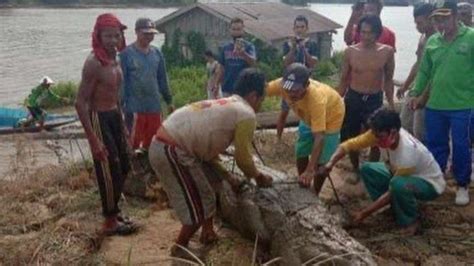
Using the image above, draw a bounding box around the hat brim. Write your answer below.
[138,28,158,34]
[281,79,305,91]
[430,9,453,17]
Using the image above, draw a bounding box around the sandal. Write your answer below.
[117,215,133,225]
[103,221,140,236]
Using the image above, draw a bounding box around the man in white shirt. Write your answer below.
[320,108,445,235]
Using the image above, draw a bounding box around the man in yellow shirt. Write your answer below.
[320,109,445,235]
[266,63,345,195]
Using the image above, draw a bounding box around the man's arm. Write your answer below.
[397,61,419,99]
[302,40,318,69]
[412,46,432,97]
[156,50,173,109]
[119,52,129,109]
[216,47,226,89]
[276,101,290,139]
[384,48,396,110]
[234,119,272,187]
[353,191,391,223]
[299,131,325,187]
[397,39,423,99]
[75,58,108,161]
[337,48,351,96]
[266,79,284,97]
[283,40,296,68]
[237,43,256,66]
[344,6,362,45]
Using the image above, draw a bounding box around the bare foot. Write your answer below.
[199,229,218,245]
[399,220,420,236]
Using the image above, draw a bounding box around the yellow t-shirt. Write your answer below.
[266,78,345,133]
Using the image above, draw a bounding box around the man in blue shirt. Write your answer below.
[276,15,320,176]
[120,18,174,150]
[216,17,257,97]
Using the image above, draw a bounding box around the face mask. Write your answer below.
[377,132,396,149]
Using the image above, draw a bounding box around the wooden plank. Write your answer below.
[256,111,299,129]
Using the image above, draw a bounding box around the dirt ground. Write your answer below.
[1,131,474,265]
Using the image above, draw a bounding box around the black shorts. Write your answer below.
[340,88,383,141]
[27,106,45,120]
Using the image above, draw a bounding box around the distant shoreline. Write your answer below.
[0,3,185,9]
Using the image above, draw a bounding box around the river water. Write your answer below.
[0,4,420,106]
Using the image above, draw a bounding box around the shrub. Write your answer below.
[168,66,207,108]
[41,81,78,110]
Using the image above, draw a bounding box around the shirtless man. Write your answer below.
[338,15,395,181]
[397,3,435,142]
[76,13,137,236]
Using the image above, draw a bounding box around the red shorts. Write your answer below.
[131,113,162,149]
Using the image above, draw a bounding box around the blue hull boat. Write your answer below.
[0,107,77,135]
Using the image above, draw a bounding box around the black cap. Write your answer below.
[135,18,158,34]
[431,0,458,17]
[282,63,310,91]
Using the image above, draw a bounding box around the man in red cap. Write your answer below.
[76,13,138,236]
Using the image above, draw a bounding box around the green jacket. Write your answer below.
[413,25,474,110]
[26,85,61,108]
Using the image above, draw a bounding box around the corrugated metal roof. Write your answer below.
[156,2,342,42]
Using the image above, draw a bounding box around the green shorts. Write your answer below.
[295,121,340,164]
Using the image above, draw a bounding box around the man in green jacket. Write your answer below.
[411,0,474,206]
[24,76,66,129]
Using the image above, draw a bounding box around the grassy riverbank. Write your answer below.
[39,51,343,112]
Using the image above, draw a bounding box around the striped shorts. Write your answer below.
[148,140,218,225]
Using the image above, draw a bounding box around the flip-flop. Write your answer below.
[104,221,139,236]
[117,215,133,225]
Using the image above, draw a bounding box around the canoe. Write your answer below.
[0,107,77,135]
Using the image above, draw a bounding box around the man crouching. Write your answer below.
[148,68,273,256]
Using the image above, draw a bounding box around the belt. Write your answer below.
[348,88,383,102]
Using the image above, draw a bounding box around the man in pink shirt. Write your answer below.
[344,0,396,49]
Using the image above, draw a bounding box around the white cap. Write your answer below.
[40,76,54,85]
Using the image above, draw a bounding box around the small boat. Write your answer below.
[0,107,78,135]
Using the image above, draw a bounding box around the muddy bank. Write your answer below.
[1,129,474,265]
[0,133,89,179]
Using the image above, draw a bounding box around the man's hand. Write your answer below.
[396,86,408,100]
[317,164,332,179]
[299,169,315,187]
[337,86,346,97]
[90,137,108,161]
[167,105,175,114]
[227,174,244,193]
[211,86,219,98]
[387,101,395,111]
[351,210,367,224]
[289,37,297,49]
[409,97,422,110]
[276,116,285,139]
[351,2,364,20]
[256,173,273,188]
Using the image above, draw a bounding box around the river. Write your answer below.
[0,4,421,106]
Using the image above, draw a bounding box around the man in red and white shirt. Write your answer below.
[344,0,396,49]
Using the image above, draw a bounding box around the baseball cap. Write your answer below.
[431,0,458,17]
[135,18,158,34]
[281,63,311,91]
